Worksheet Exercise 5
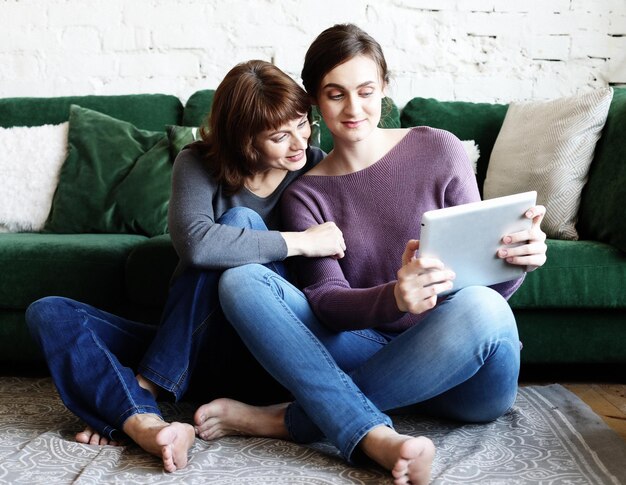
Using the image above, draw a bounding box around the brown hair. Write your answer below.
[301,24,390,99]
[192,60,310,194]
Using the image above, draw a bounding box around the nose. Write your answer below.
[291,125,311,150]
[344,93,361,116]
[292,131,308,150]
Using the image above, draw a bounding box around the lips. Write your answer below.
[342,120,364,129]
[286,150,305,163]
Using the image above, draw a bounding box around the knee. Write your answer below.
[451,286,517,335]
[25,296,69,336]
[218,207,265,230]
[218,264,266,306]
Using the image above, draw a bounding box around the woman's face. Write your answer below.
[254,114,311,172]
[316,55,385,144]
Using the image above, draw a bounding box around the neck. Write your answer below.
[330,127,386,174]
[245,168,288,197]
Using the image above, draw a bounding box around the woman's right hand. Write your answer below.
[283,222,346,259]
[394,239,456,314]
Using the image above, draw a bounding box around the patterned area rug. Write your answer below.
[0,377,624,484]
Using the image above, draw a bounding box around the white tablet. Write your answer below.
[418,191,537,295]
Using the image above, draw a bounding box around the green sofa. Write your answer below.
[1,89,625,371]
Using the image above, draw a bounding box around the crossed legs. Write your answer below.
[194,265,519,484]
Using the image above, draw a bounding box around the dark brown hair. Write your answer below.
[301,24,390,99]
[192,60,310,194]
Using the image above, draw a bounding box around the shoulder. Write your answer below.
[282,170,329,206]
[173,147,203,169]
[405,126,463,148]
[406,126,470,171]
[172,147,218,188]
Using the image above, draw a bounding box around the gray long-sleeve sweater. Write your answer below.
[168,146,324,279]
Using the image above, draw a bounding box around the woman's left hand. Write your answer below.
[497,205,548,273]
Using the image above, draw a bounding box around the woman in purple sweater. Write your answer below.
[195,25,547,485]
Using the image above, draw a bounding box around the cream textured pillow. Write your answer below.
[0,123,69,232]
[483,88,613,240]
[460,140,480,174]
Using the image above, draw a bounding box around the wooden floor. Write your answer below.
[522,382,626,442]
[564,383,626,442]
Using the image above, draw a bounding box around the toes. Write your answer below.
[196,420,226,441]
[162,445,177,473]
[89,432,102,445]
[193,404,212,426]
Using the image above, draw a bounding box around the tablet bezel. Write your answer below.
[418,191,537,295]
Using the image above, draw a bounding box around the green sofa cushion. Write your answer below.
[509,239,626,309]
[0,94,183,131]
[0,310,44,363]
[312,97,400,153]
[0,233,146,310]
[515,309,626,364]
[577,87,626,252]
[182,89,215,127]
[45,106,173,236]
[400,97,508,194]
[125,234,179,309]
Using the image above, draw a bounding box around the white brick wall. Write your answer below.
[0,0,624,107]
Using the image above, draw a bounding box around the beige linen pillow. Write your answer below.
[483,88,613,240]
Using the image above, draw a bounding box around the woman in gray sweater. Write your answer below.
[25,60,344,472]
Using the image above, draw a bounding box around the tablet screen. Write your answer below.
[419,191,537,295]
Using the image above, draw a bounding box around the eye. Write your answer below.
[298,119,309,128]
[360,90,374,97]
[272,134,287,143]
[326,90,343,100]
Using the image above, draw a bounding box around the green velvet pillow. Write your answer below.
[311,97,401,153]
[166,125,201,161]
[182,89,215,127]
[577,87,626,252]
[45,105,173,236]
[400,97,508,195]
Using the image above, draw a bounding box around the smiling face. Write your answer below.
[253,114,311,172]
[316,55,386,144]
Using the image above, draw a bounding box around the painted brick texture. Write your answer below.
[0,0,624,106]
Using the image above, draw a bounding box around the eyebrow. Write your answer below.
[322,81,377,90]
[268,115,308,136]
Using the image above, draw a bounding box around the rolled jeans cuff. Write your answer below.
[114,404,163,437]
[138,365,185,401]
[285,402,393,463]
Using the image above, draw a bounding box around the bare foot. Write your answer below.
[360,426,435,485]
[136,373,160,399]
[194,398,289,441]
[75,426,122,446]
[123,413,195,472]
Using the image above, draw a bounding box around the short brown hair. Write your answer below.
[301,24,390,99]
[193,60,310,194]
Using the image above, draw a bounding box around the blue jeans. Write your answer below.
[218,264,520,461]
[26,207,284,440]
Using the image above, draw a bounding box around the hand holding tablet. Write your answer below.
[418,191,539,296]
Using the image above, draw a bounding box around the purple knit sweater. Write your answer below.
[281,127,523,333]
